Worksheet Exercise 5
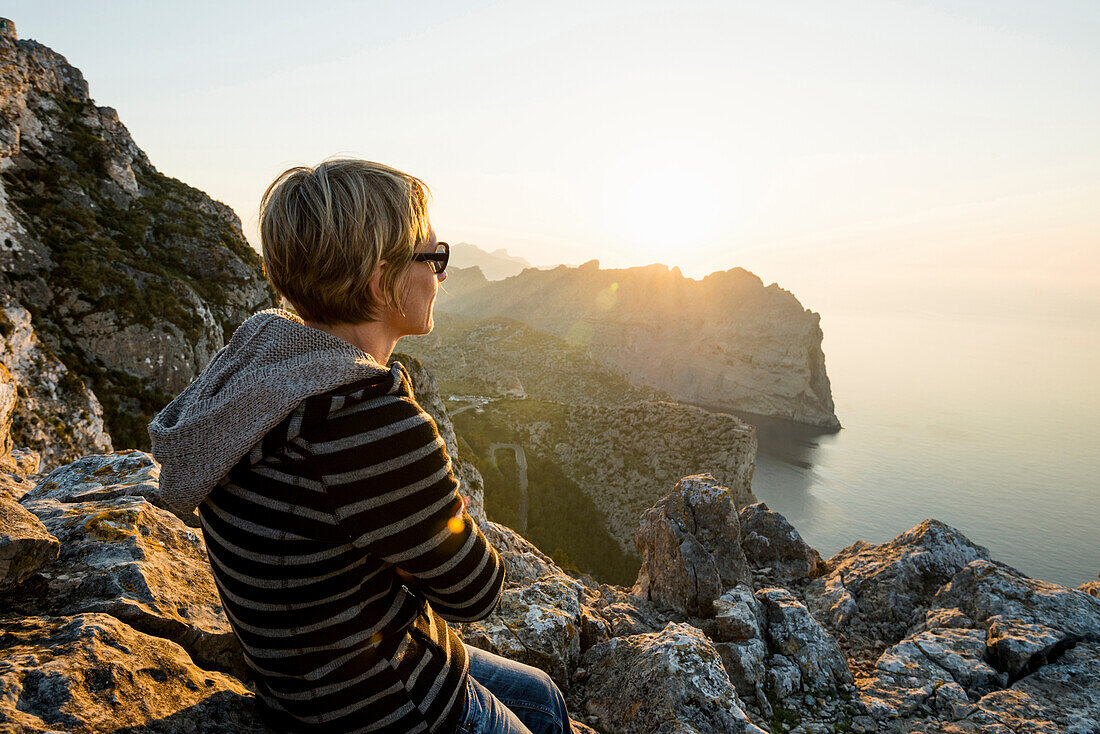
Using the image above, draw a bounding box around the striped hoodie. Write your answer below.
[149,310,504,733]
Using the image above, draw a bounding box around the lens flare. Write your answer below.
[447,515,465,534]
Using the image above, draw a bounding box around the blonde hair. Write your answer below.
[259,158,431,324]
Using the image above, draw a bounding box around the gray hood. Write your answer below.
[148,309,398,515]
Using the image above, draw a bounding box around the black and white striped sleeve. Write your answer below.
[304,392,504,623]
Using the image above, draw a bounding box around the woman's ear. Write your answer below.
[368,260,389,307]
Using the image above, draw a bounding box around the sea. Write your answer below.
[747,308,1100,589]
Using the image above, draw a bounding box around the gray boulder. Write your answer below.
[738,502,826,582]
[14,453,243,677]
[755,587,852,694]
[633,474,751,617]
[460,574,585,688]
[930,560,1100,645]
[0,494,58,588]
[0,613,261,733]
[806,520,992,643]
[580,622,767,734]
[976,642,1100,734]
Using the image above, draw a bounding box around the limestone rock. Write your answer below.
[859,628,1008,720]
[481,520,560,587]
[714,637,768,707]
[806,520,992,643]
[24,449,161,506]
[460,574,584,688]
[580,622,767,734]
[738,502,826,582]
[930,560,1100,644]
[15,491,242,678]
[633,474,751,617]
[0,295,112,468]
[713,585,765,643]
[985,617,1070,680]
[755,587,852,693]
[594,582,667,638]
[976,642,1100,734]
[0,494,58,588]
[0,613,262,733]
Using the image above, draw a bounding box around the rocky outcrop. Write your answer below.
[632,474,751,617]
[578,622,767,734]
[0,613,261,733]
[0,294,112,467]
[0,494,57,588]
[438,262,840,428]
[0,29,278,451]
[805,519,993,644]
[738,502,826,584]
[755,587,852,693]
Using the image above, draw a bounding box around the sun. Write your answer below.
[604,151,731,263]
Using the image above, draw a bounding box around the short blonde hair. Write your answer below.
[259,158,431,325]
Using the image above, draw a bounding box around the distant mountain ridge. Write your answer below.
[437,260,840,428]
[450,242,533,280]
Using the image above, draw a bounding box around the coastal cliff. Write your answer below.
[438,261,841,429]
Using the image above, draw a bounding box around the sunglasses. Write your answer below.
[413,241,449,275]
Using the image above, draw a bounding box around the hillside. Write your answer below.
[0,23,277,457]
[438,260,840,429]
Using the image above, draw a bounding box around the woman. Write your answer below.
[149,159,572,734]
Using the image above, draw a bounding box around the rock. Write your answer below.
[977,642,1100,734]
[15,493,242,678]
[481,520,559,587]
[594,583,667,637]
[766,653,803,701]
[930,560,1100,645]
[0,471,34,502]
[738,502,826,582]
[460,574,584,688]
[24,449,163,506]
[580,622,766,733]
[0,295,112,469]
[755,587,852,693]
[632,474,752,617]
[0,613,262,733]
[0,495,58,588]
[714,585,765,642]
[0,357,14,471]
[1079,580,1100,600]
[860,627,1012,720]
[715,638,768,705]
[806,520,993,643]
[986,617,1070,680]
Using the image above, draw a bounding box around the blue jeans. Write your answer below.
[456,644,572,734]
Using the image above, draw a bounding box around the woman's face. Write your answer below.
[390,230,446,338]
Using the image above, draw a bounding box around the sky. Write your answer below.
[7,1,1100,325]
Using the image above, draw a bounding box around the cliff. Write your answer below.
[438,261,841,429]
[0,25,278,457]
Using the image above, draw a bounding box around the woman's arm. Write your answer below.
[305,393,504,622]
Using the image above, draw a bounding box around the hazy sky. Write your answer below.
[8,1,1099,321]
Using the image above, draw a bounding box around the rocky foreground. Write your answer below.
[2,407,1099,733]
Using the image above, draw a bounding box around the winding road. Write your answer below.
[489,442,529,532]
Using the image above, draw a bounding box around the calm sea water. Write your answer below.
[748,309,1100,588]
